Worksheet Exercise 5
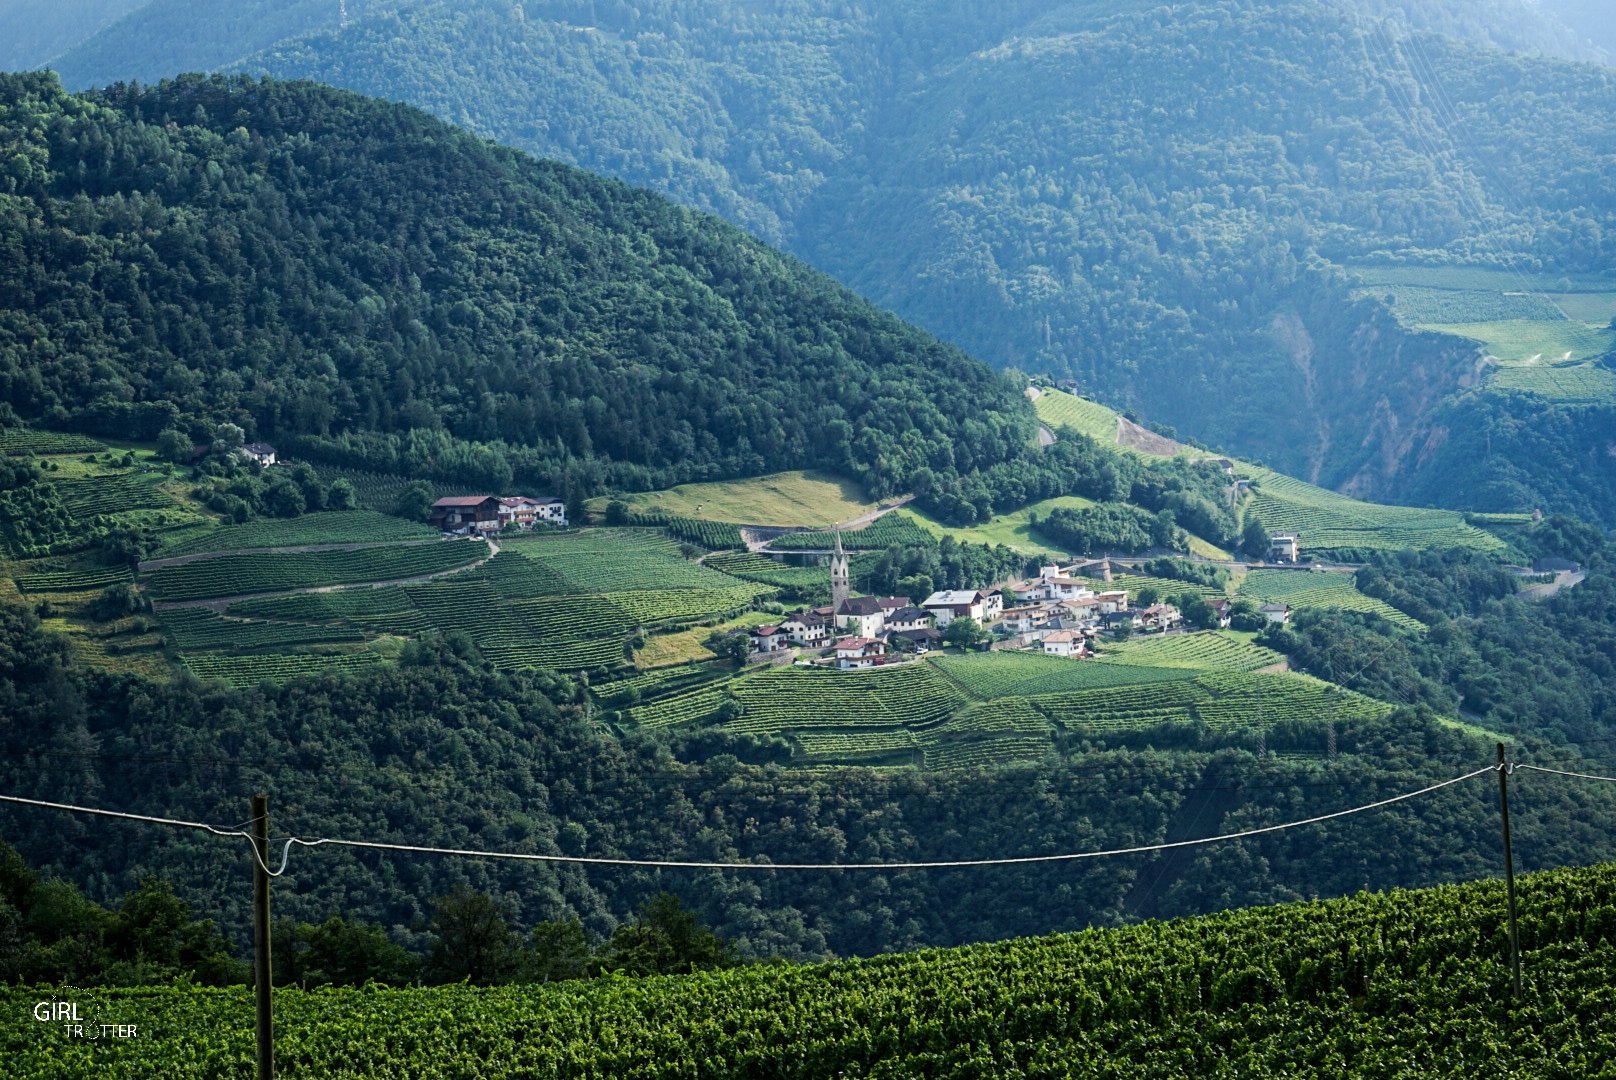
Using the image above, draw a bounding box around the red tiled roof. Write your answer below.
[432,495,497,507]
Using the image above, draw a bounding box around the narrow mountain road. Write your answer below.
[148,535,498,611]
[1521,569,1585,601]
[832,494,915,532]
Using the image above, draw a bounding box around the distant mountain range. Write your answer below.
[8,0,1616,523]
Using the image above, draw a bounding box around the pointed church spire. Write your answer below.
[830,529,850,610]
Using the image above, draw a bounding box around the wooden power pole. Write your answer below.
[1495,744,1523,999]
[251,793,275,1079]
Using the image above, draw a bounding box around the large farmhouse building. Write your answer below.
[430,494,567,532]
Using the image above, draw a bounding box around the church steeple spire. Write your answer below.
[830,529,850,610]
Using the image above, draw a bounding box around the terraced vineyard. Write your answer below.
[705,551,828,591]
[229,587,423,628]
[14,564,132,593]
[1487,359,1616,403]
[727,664,968,737]
[784,514,934,550]
[0,427,106,455]
[1031,388,1124,443]
[1106,572,1226,602]
[624,513,746,550]
[180,649,386,686]
[1188,671,1394,731]
[604,585,771,625]
[14,863,1616,1077]
[142,539,486,601]
[1030,680,1211,732]
[1238,569,1423,629]
[1243,468,1504,553]
[1100,632,1283,671]
[464,551,580,598]
[915,699,1057,769]
[52,472,174,518]
[158,608,368,651]
[159,510,438,555]
[931,651,1200,699]
[228,579,636,672]
[307,464,476,511]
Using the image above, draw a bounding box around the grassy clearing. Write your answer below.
[588,470,878,527]
[1428,320,1612,364]
[634,610,777,668]
[904,498,1088,555]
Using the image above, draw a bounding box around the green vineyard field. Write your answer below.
[704,551,828,591]
[159,511,438,555]
[14,565,132,593]
[932,651,1201,699]
[307,464,476,512]
[0,428,106,455]
[623,512,746,550]
[52,473,174,519]
[180,649,386,686]
[159,608,368,652]
[1238,570,1423,629]
[785,514,933,550]
[727,664,968,737]
[1105,572,1226,602]
[1487,360,1616,403]
[1031,388,1124,443]
[1243,468,1503,553]
[12,862,1616,1076]
[1100,631,1283,671]
[142,540,486,601]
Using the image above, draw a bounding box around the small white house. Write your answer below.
[834,596,893,639]
[1042,630,1086,657]
[1259,603,1292,625]
[1095,590,1129,614]
[750,625,791,654]
[834,636,886,670]
[1270,534,1301,563]
[921,589,1000,627]
[243,442,277,467]
[780,611,833,646]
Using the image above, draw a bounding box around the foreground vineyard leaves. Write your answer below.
[7,863,1616,1077]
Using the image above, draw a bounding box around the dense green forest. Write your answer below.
[0,71,1040,515]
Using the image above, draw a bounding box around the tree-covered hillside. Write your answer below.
[23,2,1616,519]
[229,0,1616,519]
[0,71,1033,505]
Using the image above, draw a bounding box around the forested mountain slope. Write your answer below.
[26,2,1616,519]
[231,0,1616,522]
[0,72,1031,505]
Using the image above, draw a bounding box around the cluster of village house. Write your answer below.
[751,557,1294,670]
[428,495,568,532]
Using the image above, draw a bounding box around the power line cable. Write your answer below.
[1515,763,1616,785]
[0,767,1494,878]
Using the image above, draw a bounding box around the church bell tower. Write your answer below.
[830,530,850,610]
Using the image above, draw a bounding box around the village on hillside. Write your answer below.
[746,534,1296,670]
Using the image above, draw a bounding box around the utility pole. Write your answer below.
[251,793,274,1080]
[1495,744,1523,999]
